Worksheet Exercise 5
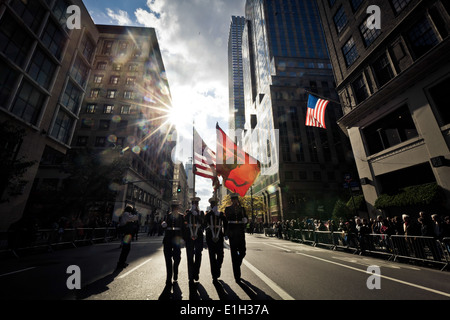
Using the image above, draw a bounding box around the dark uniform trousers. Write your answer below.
[184,213,203,282]
[162,213,184,283]
[205,212,227,280]
[225,205,247,281]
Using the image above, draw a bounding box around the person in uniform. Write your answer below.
[205,197,227,283]
[183,196,204,286]
[224,193,248,283]
[116,206,138,269]
[161,200,185,286]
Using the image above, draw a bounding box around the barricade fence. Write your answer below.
[0,227,118,258]
[266,229,450,270]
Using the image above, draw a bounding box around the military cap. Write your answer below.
[190,197,201,203]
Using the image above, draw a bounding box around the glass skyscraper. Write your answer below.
[228,16,246,132]
[241,0,357,222]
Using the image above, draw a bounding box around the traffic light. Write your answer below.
[177,185,182,193]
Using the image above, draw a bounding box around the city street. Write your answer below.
[1,233,449,301]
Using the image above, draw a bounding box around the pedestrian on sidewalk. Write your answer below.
[116,206,138,269]
[224,193,248,283]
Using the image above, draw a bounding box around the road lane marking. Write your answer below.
[224,242,294,300]
[242,259,295,300]
[294,251,450,298]
[0,267,36,278]
[117,258,152,279]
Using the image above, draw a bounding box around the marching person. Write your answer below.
[161,200,185,286]
[205,197,227,283]
[116,206,138,269]
[184,196,204,287]
[224,193,248,283]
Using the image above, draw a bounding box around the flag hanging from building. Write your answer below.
[193,128,217,181]
[305,93,329,129]
[215,123,261,197]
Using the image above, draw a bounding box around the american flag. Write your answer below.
[193,129,217,180]
[305,94,329,129]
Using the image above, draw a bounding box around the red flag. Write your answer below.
[215,123,260,196]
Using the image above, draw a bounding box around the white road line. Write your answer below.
[0,267,36,278]
[242,259,295,300]
[117,258,152,279]
[294,251,450,298]
[224,242,295,300]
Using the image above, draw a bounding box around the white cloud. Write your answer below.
[106,8,133,25]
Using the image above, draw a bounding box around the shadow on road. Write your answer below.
[75,268,122,300]
[237,279,275,300]
[214,280,240,300]
[158,282,183,300]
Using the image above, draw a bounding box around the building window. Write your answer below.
[362,105,418,155]
[120,105,131,114]
[99,120,111,130]
[372,53,395,87]
[86,104,96,114]
[126,77,136,85]
[27,48,56,90]
[333,6,348,34]
[107,90,117,99]
[128,64,138,71]
[81,118,94,128]
[81,35,95,63]
[390,0,411,14]
[0,14,33,68]
[112,63,122,71]
[102,40,114,55]
[95,137,106,147]
[342,37,359,67]
[90,89,100,98]
[350,0,364,12]
[71,57,90,88]
[40,19,67,61]
[61,80,82,114]
[352,74,369,104]
[76,136,88,146]
[51,110,73,144]
[407,16,440,59]
[124,91,134,99]
[11,81,46,125]
[0,60,18,107]
[360,17,381,47]
[52,0,71,28]
[103,105,114,114]
[428,77,450,126]
[110,76,120,85]
[10,0,46,33]
[93,75,103,84]
[313,171,322,181]
[97,62,107,70]
[118,41,128,55]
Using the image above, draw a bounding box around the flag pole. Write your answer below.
[304,89,341,105]
[192,119,196,199]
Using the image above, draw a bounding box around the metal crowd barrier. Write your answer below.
[281,229,449,270]
[0,227,118,259]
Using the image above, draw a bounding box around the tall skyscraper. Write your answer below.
[228,16,246,132]
[0,0,99,231]
[240,0,357,222]
[316,0,450,215]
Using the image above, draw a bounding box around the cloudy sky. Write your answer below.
[82,0,246,209]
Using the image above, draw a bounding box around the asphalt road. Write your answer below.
[1,233,449,302]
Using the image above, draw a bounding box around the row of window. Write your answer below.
[361,75,450,156]
[93,75,136,85]
[85,104,135,115]
[76,135,125,147]
[347,11,446,108]
[126,183,162,208]
[285,170,339,182]
[80,118,129,130]
[96,61,139,72]
[100,39,142,57]
[89,88,136,100]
